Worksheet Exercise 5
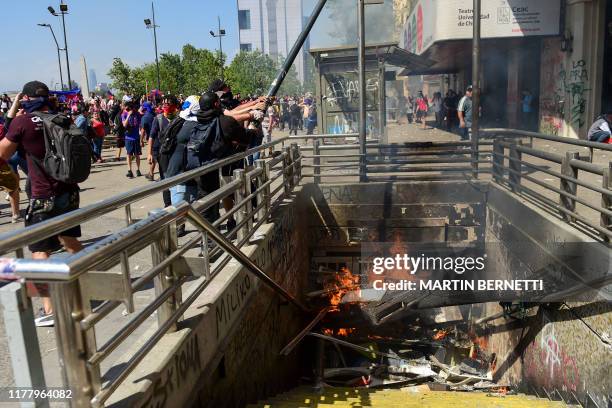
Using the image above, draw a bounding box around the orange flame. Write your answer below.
[325,267,360,311]
[322,327,355,337]
[432,329,449,340]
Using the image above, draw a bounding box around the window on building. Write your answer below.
[238,10,251,30]
[240,43,252,52]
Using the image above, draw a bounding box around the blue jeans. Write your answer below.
[589,130,610,143]
[170,184,198,206]
[92,138,103,160]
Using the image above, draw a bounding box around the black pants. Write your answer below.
[289,117,299,135]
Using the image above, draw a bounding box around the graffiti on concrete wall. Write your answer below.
[523,319,580,393]
[559,59,590,129]
[142,334,202,408]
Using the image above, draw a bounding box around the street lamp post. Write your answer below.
[144,2,161,91]
[38,23,65,90]
[209,17,226,80]
[48,2,72,89]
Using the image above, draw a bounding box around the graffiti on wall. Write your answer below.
[559,59,591,129]
[523,319,580,393]
[142,334,202,408]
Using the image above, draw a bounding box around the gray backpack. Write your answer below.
[33,112,92,184]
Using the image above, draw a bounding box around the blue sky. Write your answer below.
[0,0,393,93]
[1,1,243,92]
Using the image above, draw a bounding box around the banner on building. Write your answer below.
[400,0,562,55]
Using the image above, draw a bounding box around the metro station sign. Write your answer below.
[400,0,562,55]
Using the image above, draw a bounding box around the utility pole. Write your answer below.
[218,16,224,80]
[471,0,481,178]
[210,17,226,80]
[144,2,161,91]
[47,2,71,88]
[358,0,367,182]
[38,23,65,90]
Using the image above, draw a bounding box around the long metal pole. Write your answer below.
[186,207,309,312]
[60,4,72,89]
[267,0,328,98]
[152,2,161,91]
[218,16,224,80]
[471,0,481,178]
[358,0,367,182]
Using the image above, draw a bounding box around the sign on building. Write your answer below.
[400,0,562,55]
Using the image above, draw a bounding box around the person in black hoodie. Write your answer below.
[166,92,261,224]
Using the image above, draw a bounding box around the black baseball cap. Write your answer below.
[22,81,50,97]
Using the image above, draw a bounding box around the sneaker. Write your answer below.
[35,312,54,327]
[136,170,142,177]
[126,170,134,178]
[145,174,154,181]
[11,214,22,224]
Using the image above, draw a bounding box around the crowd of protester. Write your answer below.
[0,79,318,327]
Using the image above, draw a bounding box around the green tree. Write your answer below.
[107,58,136,94]
[276,55,304,96]
[225,51,278,96]
[181,44,223,95]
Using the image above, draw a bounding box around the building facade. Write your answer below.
[396,0,610,139]
[237,0,307,83]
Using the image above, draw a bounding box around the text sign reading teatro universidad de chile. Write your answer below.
[400,0,562,55]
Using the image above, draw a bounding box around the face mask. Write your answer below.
[163,105,177,115]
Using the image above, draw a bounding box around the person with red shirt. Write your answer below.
[91,111,106,163]
[0,81,84,327]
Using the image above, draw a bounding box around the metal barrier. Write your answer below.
[481,128,612,241]
[0,138,303,407]
[0,129,610,407]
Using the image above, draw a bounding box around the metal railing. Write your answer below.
[0,137,294,258]
[481,129,612,241]
[0,129,610,407]
[0,138,303,407]
[291,136,493,182]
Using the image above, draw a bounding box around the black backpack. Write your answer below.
[185,118,229,170]
[159,116,185,156]
[33,112,92,184]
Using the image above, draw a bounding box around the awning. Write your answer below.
[309,42,434,72]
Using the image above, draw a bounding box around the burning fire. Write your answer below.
[470,334,489,359]
[325,267,360,311]
[432,329,450,341]
[322,327,355,337]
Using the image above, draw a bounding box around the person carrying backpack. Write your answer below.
[149,95,183,207]
[0,81,87,327]
[163,95,199,209]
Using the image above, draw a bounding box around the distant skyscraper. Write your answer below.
[237,0,306,84]
[88,69,97,93]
